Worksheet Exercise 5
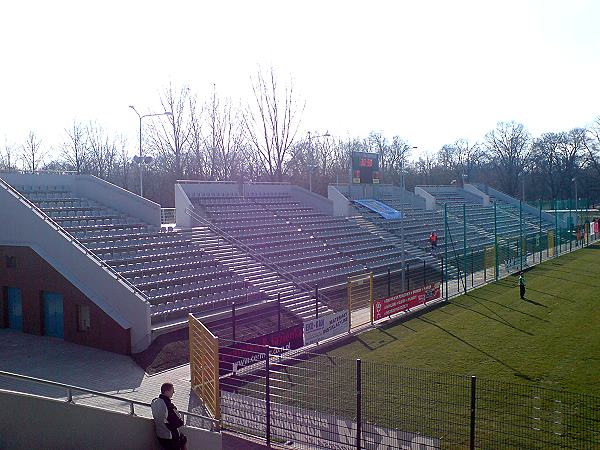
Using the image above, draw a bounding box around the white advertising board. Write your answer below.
[303,310,348,346]
[221,391,440,450]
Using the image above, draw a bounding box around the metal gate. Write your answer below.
[189,314,220,424]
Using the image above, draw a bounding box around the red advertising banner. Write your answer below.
[373,282,441,321]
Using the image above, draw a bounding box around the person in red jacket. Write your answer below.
[429,231,438,254]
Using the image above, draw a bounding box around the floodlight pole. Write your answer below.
[307,131,331,193]
[129,106,172,198]
[400,169,406,292]
[399,146,417,292]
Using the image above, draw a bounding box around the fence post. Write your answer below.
[471,249,474,287]
[539,200,543,262]
[494,202,499,281]
[231,302,236,342]
[407,263,410,290]
[265,346,271,449]
[555,199,559,256]
[315,284,319,319]
[387,267,391,297]
[569,198,573,252]
[441,256,445,298]
[423,260,426,287]
[470,375,477,450]
[356,359,362,450]
[463,203,467,294]
[519,200,524,272]
[444,204,449,300]
[277,292,281,331]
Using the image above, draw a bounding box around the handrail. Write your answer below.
[184,206,337,308]
[0,370,219,427]
[0,177,149,302]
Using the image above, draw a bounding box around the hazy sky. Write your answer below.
[1,0,600,161]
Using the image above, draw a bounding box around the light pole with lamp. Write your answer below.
[307,131,331,192]
[400,145,418,292]
[129,106,172,198]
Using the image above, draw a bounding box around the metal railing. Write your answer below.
[0,370,219,430]
[0,177,148,302]
[184,206,337,309]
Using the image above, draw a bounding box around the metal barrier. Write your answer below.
[0,370,219,429]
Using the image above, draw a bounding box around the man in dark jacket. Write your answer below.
[151,382,187,450]
[518,272,526,300]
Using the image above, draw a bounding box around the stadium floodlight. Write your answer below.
[128,106,172,198]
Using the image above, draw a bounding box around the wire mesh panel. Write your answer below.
[362,362,468,449]
[214,335,600,450]
[475,379,600,449]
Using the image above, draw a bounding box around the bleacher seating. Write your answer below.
[15,185,265,325]
[351,186,555,269]
[191,192,424,288]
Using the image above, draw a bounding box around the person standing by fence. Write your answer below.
[519,272,526,300]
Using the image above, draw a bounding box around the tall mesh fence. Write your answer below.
[214,342,600,449]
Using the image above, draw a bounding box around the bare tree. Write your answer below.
[86,122,117,180]
[21,131,45,172]
[243,67,304,181]
[187,92,206,180]
[148,84,192,180]
[2,137,16,170]
[531,132,563,199]
[484,121,532,196]
[584,117,600,180]
[61,121,88,174]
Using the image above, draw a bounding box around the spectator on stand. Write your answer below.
[429,231,438,254]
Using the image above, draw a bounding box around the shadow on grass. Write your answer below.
[522,297,547,307]
[466,293,550,322]
[532,271,600,289]
[451,299,534,336]
[536,264,600,279]
[525,287,573,302]
[417,316,533,380]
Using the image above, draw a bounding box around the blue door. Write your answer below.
[7,287,23,331]
[43,292,64,339]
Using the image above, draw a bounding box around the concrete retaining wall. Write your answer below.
[0,389,221,450]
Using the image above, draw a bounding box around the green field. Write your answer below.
[225,245,600,448]
[327,244,600,395]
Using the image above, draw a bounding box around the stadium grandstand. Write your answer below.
[0,172,558,356]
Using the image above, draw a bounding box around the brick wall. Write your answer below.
[0,246,131,354]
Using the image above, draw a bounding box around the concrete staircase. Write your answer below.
[190,227,333,320]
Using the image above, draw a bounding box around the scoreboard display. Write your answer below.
[352,152,380,184]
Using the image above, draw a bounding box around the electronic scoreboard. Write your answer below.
[351,152,380,184]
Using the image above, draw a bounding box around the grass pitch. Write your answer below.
[327,245,600,395]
